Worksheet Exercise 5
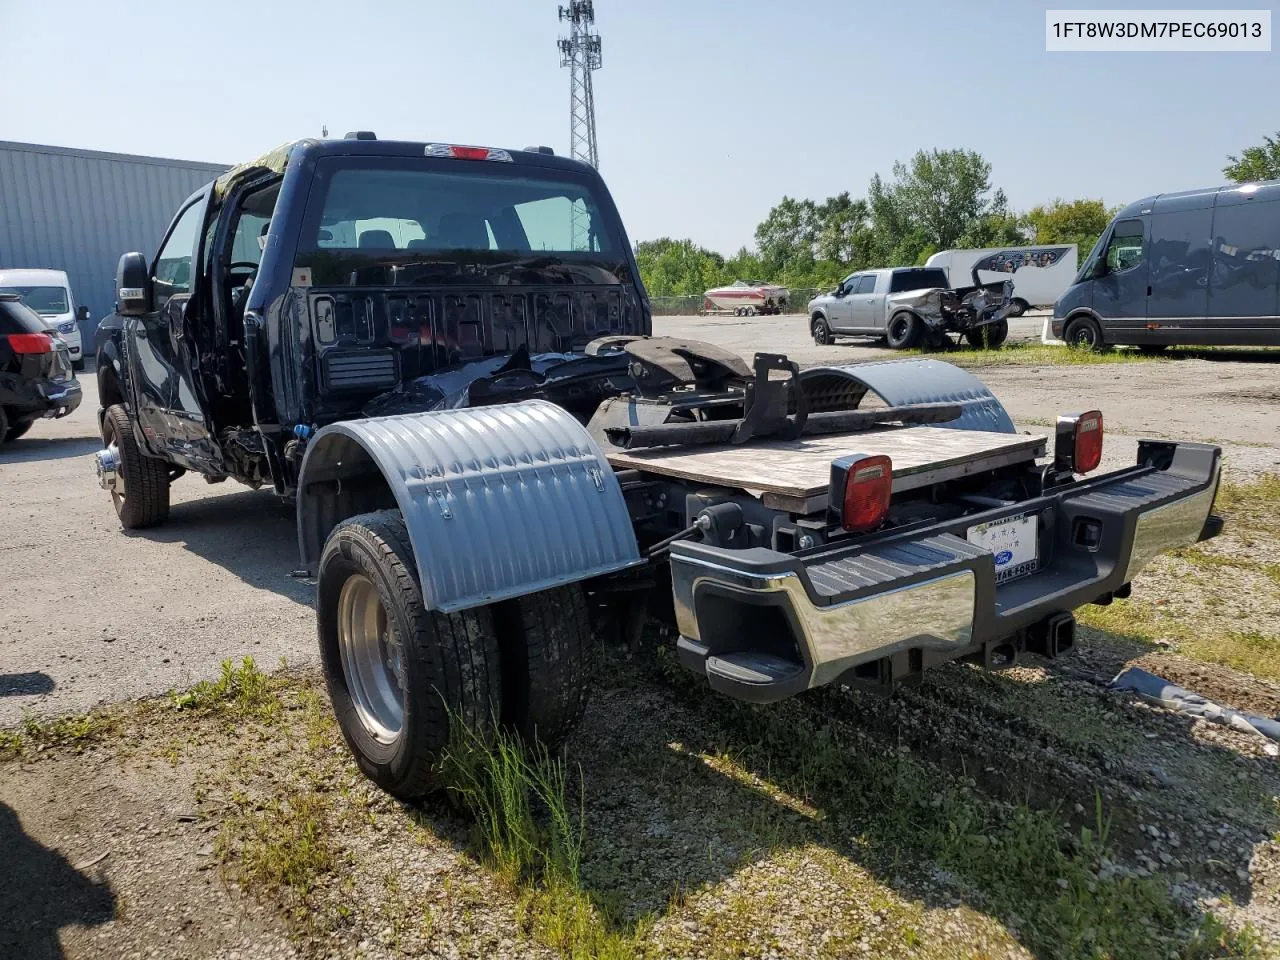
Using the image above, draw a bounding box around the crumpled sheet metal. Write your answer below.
[1110,666,1280,744]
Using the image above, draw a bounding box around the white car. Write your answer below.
[0,268,87,369]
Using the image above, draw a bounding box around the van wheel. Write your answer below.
[886,312,921,350]
[1007,298,1029,318]
[101,404,170,529]
[495,584,593,749]
[812,316,832,345]
[318,510,501,801]
[1064,316,1104,352]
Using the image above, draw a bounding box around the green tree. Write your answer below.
[633,238,724,297]
[753,196,819,276]
[1223,131,1280,182]
[868,149,1009,264]
[1023,198,1114,257]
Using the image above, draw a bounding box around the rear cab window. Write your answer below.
[294,157,631,287]
[889,269,949,293]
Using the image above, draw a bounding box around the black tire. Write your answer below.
[965,319,1009,349]
[318,510,501,802]
[0,407,9,445]
[102,403,170,529]
[1007,298,1029,318]
[885,312,921,350]
[812,316,832,345]
[494,584,593,748]
[72,358,86,372]
[1063,315,1104,352]
[4,419,33,442]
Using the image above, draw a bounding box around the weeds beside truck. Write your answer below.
[94,135,1224,800]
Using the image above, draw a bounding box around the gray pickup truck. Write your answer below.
[808,266,1015,350]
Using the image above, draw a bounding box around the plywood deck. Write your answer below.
[607,425,1046,510]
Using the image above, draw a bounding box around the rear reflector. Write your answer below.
[423,143,514,162]
[828,453,892,534]
[7,332,53,354]
[1054,410,1104,474]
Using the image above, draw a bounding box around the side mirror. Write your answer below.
[77,305,90,323]
[116,252,151,316]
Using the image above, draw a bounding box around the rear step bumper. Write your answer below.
[669,440,1222,703]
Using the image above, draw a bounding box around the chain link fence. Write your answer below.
[649,287,823,317]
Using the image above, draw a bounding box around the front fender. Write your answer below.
[296,399,642,613]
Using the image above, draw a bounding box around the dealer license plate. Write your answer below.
[967,513,1040,583]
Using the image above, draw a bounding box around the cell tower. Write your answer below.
[558,1,602,171]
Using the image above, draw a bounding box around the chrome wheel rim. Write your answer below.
[337,573,405,743]
[102,423,125,513]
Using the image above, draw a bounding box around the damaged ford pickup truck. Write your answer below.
[808,265,1016,350]
[94,134,1223,801]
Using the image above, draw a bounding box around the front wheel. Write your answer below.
[1006,298,1029,318]
[4,419,33,442]
[100,404,170,529]
[965,319,1009,349]
[318,510,502,801]
[1063,316,1105,352]
[885,312,921,350]
[812,316,832,346]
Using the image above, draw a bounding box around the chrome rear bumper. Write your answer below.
[670,440,1221,703]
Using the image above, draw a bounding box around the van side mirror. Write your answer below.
[77,305,90,323]
[116,253,151,316]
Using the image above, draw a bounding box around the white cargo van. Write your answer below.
[0,268,87,369]
[926,245,1079,317]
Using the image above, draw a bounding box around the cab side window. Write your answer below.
[153,201,205,312]
[1104,219,1145,273]
[854,275,877,294]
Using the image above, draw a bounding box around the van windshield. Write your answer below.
[0,286,69,315]
[296,158,632,287]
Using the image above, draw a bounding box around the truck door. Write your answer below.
[1208,190,1280,345]
[851,274,884,330]
[126,194,221,473]
[1146,205,1213,343]
[1091,218,1149,340]
[828,274,858,331]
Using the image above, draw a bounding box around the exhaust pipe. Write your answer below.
[1027,612,1076,659]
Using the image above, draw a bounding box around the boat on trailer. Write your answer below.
[702,280,790,316]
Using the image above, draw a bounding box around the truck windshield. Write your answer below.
[889,269,949,293]
[0,286,69,315]
[296,159,631,287]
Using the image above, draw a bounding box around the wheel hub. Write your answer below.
[95,444,122,494]
[337,573,406,743]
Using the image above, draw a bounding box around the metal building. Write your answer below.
[0,141,228,349]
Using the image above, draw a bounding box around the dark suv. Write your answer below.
[0,293,82,443]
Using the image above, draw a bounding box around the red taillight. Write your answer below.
[1054,409,1103,474]
[838,454,892,533]
[1075,410,1103,473]
[7,332,53,354]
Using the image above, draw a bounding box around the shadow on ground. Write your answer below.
[0,672,55,697]
[0,437,100,464]
[429,625,1279,957]
[0,802,116,959]
[126,486,311,605]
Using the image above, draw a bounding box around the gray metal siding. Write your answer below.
[0,141,229,348]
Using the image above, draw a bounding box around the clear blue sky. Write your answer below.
[3,0,1274,254]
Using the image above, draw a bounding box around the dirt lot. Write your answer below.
[2,321,1279,959]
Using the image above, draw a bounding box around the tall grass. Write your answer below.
[440,720,585,888]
